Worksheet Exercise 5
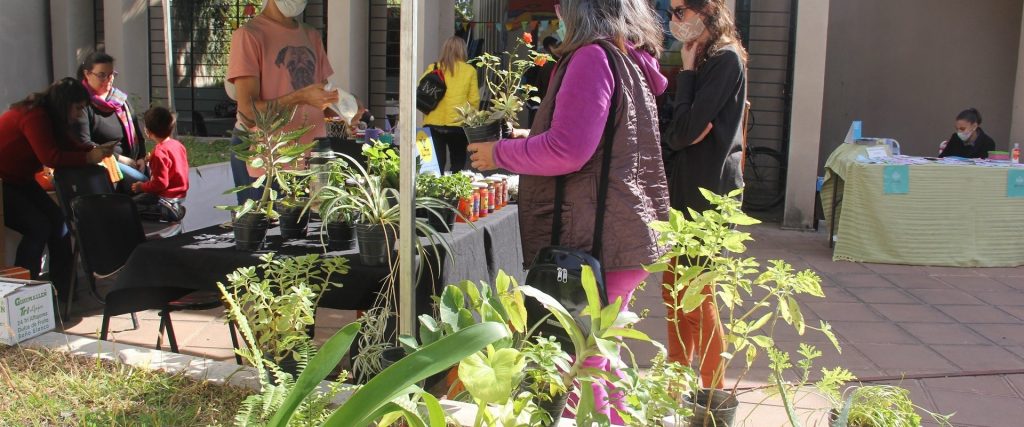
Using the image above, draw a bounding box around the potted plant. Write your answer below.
[766,344,955,427]
[415,173,472,232]
[456,33,550,142]
[311,161,356,252]
[216,252,349,378]
[649,188,841,427]
[362,139,401,189]
[275,169,313,240]
[520,336,572,426]
[221,101,314,251]
[614,351,697,427]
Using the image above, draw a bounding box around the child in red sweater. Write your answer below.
[131,106,188,221]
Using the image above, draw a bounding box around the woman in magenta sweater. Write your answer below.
[468,0,670,420]
[0,78,115,303]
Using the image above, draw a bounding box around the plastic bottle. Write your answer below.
[1013,143,1021,164]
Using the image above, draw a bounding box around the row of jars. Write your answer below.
[457,174,513,223]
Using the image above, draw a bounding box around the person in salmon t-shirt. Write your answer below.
[226,0,342,204]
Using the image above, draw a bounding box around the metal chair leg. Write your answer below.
[227,320,243,365]
[163,312,179,353]
[130,312,139,331]
[156,313,166,351]
[100,313,111,341]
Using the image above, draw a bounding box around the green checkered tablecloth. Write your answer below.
[821,144,1024,267]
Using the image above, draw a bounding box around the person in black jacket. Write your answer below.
[661,0,748,390]
[938,108,995,159]
[75,51,148,190]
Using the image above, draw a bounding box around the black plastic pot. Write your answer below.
[415,205,457,234]
[354,223,397,266]
[684,388,739,427]
[519,376,568,426]
[463,121,503,143]
[326,220,355,251]
[264,355,301,385]
[233,212,269,251]
[276,202,309,240]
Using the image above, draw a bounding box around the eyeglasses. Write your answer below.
[89,70,119,81]
[670,6,690,20]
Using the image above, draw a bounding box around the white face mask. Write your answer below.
[670,16,706,43]
[273,0,307,18]
[957,130,974,141]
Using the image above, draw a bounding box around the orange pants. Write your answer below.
[662,270,725,389]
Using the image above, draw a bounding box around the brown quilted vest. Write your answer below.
[518,40,670,271]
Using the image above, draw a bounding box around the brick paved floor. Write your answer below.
[60,223,1024,426]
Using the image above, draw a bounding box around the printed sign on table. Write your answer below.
[416,128,440,176]
[1008,169,1024,198]
[883,165,909,194]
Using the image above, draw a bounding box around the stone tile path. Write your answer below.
[60,223,1024,426]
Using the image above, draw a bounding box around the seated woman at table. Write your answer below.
[75,51,149,190]
[938,108,995,159]
[0,78,116,306]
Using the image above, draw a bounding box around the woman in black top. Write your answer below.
[939,108,995,159]
[75,52,148,187]
[661,0,748,390]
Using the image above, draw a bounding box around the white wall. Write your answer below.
[1011,5,1024,145]
[327,0,370,104]
[0,0,51,107]
[50,0,95,80]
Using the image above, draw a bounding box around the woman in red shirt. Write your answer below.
[0,78,115,305]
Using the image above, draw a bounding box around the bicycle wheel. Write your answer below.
[742,146,787,211]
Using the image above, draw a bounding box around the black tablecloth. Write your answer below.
[112,206,525,312]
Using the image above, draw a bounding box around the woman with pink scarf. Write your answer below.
[74,51,148,188]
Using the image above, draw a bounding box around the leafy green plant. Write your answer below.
[614,351,697,426]
[361,140,401,189]
[416,172,474,202]
[766,343,954,427]
[266,322,511,427]
[219,101,315,219]
[521,336,571,403]
[648,188,840,419]
[276,169,313,209]
[456,33,550,128]
[217,253,349,364]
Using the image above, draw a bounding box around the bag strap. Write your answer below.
[551,44,622,260]
[433,62,445,83]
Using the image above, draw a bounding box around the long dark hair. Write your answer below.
[685,0,748,68]
[11,78,90,141]
[956,108,983,125]
[77,51,115,80]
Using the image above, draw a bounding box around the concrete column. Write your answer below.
[327,0,369,103]
[1010,6,1024,146]
[726,0,736,14]
[50,0,95,79]
[781,0,830,230]
[103,0,150,108]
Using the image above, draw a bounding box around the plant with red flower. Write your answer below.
[522,32,533,45]
[456,32,555,128]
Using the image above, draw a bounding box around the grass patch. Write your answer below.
[146,137,233,168]
[0,345,250,426]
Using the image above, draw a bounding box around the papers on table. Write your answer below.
[855,155,1024,168]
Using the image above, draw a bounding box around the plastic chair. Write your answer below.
[53,165,115,317]
[77,194,239,361]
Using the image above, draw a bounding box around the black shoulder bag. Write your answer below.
[416,63,447,114]
[525,45,621,347]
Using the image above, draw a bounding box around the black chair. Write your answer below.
[53,165,115,315]
[75,194,239,361]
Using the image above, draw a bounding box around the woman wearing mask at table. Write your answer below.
[75,51,149,189]
[661,0,748,390]
[938,108,995,159]
[422,36,479,172]
[0,78,116,308]
[467,0,670,419]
